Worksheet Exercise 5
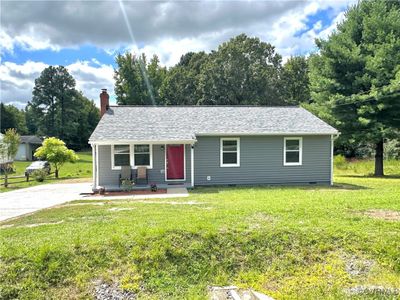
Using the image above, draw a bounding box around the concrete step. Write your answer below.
[210,286,274,300]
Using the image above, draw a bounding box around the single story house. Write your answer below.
[15,136,42,161]
[89,90,338,191]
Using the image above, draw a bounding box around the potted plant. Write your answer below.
[150,183,158,192]
[121,179,134,192]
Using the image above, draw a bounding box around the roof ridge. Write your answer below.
[108,105,301,108]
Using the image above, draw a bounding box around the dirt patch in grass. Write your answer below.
[245,212,276,230]
[60,178,92,183]
[63,202,106,207]
[93,280,135,300]
[1,220,64,229]
[362,209,400,221]
[135,200,204,205]
[343,254,374,277]
[108,207,135,212]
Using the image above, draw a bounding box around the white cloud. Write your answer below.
[0,61,47,105]
[0,28,59,56]
[259,0,356,60]
[127,35,216,67]
[0,0,358,105]
[67,60,115,103]
[0,60,114,107]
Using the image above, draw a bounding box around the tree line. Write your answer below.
[114,35,310,106]
[113,0,400,175]
[1,0,398,174]
[1,66,100,150]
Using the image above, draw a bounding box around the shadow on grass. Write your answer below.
[191,182,370,193]
[329,183,370,190]
[339,174,400,179]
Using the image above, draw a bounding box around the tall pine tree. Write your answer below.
[309,0,400,176]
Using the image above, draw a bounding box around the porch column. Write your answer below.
[91,144,96,190]
[95,144,100,188]
[191,144,194,187]
[330,135,334,186]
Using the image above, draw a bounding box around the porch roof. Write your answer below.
[89,106,338,143]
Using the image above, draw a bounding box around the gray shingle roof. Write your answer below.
[89,106,338,143]
[20,135,42,144]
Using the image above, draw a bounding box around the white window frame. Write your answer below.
[111,144,131,170]
[131,144,153,169]
[220,137,240,167]
[283,137,302,166]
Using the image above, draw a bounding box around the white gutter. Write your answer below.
[89,139,196,145]
[195,132,339,136]
[330,133,341,186]
[191,145,194,188]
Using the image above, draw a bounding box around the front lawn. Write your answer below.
[0,151,92,192]
[0,160,399,299]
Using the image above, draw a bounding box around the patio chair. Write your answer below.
[119,166,132,187]
[136,166,148,185]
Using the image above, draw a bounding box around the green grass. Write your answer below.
[0,160,399,299]
[0,151,92,192]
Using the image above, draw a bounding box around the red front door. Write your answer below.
[166,145,185,180]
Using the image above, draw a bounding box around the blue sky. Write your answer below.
[0,0,355,107]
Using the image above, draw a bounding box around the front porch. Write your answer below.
[100,182,192,192]
[91,142,195,192]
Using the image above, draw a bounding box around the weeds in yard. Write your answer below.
[0,160,399,299]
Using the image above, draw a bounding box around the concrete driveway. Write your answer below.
[0,182,92,222]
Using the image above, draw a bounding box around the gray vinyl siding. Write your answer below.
[97,144,192,187]
[96,135,331,187]
[193,135,331,186]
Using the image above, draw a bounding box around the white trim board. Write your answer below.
[95,144,99,188]
[196,132,338,137]
[90,139,196,145]
[191,145,194,187]
[89,133,341,145]
[330,135,334,186]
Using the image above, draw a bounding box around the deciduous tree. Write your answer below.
[198,34,283,105]
[114,53,166,105]
[281,56,310,105]
[160,52,208,105]
[34,137,78,178]
[0,103,28,134]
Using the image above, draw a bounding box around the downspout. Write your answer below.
[191,143,195,188]
[331,133,340,186]
[91,143,96,191]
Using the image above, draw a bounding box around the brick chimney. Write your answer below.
[100,88,109,117]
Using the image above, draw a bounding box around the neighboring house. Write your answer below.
[0,133,13,172]
[89,89,338,191]
[0,133,11,164]
[15,136,42,161]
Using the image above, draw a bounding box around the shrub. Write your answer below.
[121,179,134,192]
[384,139,400,160]
[31,170,47,182]
[34,137,78,178]
[334,155,347,169]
